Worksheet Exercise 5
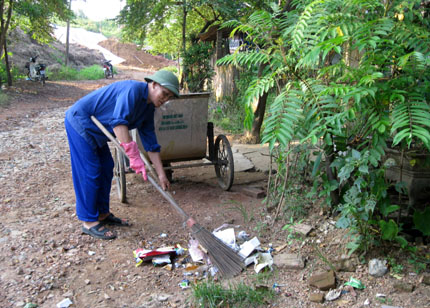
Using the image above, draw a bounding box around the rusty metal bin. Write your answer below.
[148,92,209,161]
[114,92,234,203]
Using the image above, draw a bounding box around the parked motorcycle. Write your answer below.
[102,60,114,79]
[25,55,47,85]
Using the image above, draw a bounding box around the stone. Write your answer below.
[309,293,324,303]
[239,186,266,198]
[368,259,388,277]
[330,258,357,272]
[422,274,430,285]
[292,223,313,236]
[158,294,169,302]
[274,253,305,269]
[309,270,336,291]
[393,282,414,293]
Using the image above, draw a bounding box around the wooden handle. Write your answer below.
[90,116,189,220]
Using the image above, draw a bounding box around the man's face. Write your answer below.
[148,82,174,108]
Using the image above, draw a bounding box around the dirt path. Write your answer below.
[0,69,429,308]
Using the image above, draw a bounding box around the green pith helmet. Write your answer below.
[145,70,180,97]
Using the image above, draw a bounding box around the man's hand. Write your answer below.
[158,173,170,191]
[120,141,147,181]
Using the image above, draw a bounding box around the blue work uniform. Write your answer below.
[64,80,160,222]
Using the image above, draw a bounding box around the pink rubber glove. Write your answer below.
[120,141,147,181]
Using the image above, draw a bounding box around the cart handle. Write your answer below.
[90,116,189,221]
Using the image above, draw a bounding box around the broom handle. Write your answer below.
[91,116,190,221]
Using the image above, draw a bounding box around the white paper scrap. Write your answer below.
[254,252,273,273]
[213,228,237,250]
[239,237,260,258]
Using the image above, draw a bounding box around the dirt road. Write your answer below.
[0,69,429,308]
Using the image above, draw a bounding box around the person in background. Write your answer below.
[65,70,179,240]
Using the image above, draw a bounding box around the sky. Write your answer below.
[72,0,125,21]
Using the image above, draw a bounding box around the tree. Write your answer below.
[218,0,430,254]
[0,0,71,85]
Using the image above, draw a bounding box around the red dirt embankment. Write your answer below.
[98,38,177,70]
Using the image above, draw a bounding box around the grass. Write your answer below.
[191,280,275,307]
[225,200,253,224]
[0,91,9,107]
[47,64,108,81]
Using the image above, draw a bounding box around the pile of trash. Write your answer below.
[132,224,277,288]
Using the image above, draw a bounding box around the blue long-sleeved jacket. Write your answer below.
[65,80,160,152]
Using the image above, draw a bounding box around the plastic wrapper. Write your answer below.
[133,247,176,267]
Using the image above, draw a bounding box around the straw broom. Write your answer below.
[91,116,244,278]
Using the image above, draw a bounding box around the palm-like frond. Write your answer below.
[391,95,430,148]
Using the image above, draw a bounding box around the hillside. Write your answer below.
[8,27,104,74]
[7,27,177,75]
[98,38,177,70]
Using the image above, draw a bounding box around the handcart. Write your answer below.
[113,92,234,203]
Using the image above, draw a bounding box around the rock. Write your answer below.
[393,282,414,293]
[422,274,430,285]
[368,259,388,277]
[309,293,324,303]
[292,223,313,236]
[309,271,336,291]
[274,253,305,269]
[239,186,266,198]
[158,294,170,302]
[329,258,357,272]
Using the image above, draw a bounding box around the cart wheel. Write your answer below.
[214,135,234,191]
[114,147,127,203]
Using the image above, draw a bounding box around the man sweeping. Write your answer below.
[65,70,180,240]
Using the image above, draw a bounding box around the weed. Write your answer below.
[387,257,404,274]
[253,220,269,238]
[225,200,253,224]
[408,255,427,274]
[191,280,275,308]
[282,217,304,245]
[254,269,276,286]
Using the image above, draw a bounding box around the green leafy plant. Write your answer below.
[182,41,214,92]
[218,0,430,256]
[408,254,427,274]
[282,217,304,245]
[388,257,404,274]
[413,207,430,236]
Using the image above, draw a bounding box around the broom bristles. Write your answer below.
[191,223,244,278]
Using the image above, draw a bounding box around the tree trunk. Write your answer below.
[247,63,269,144]
[250,91,268,143]
[325,144,340,206]
[0,0,13,60]
[180,0,187,89]
[65,0,71,66]
[3,38,11,86]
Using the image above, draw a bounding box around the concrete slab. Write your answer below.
[232,144,275,173]
[232,148,254,172]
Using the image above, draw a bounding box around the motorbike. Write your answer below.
[102,60,114,79]
[25,55,47,85]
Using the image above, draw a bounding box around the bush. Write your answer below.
[48,65,105,80]
[0,91,9,107]
[0,61,23,85]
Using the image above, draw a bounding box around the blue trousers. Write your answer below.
[65,118,114,222]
